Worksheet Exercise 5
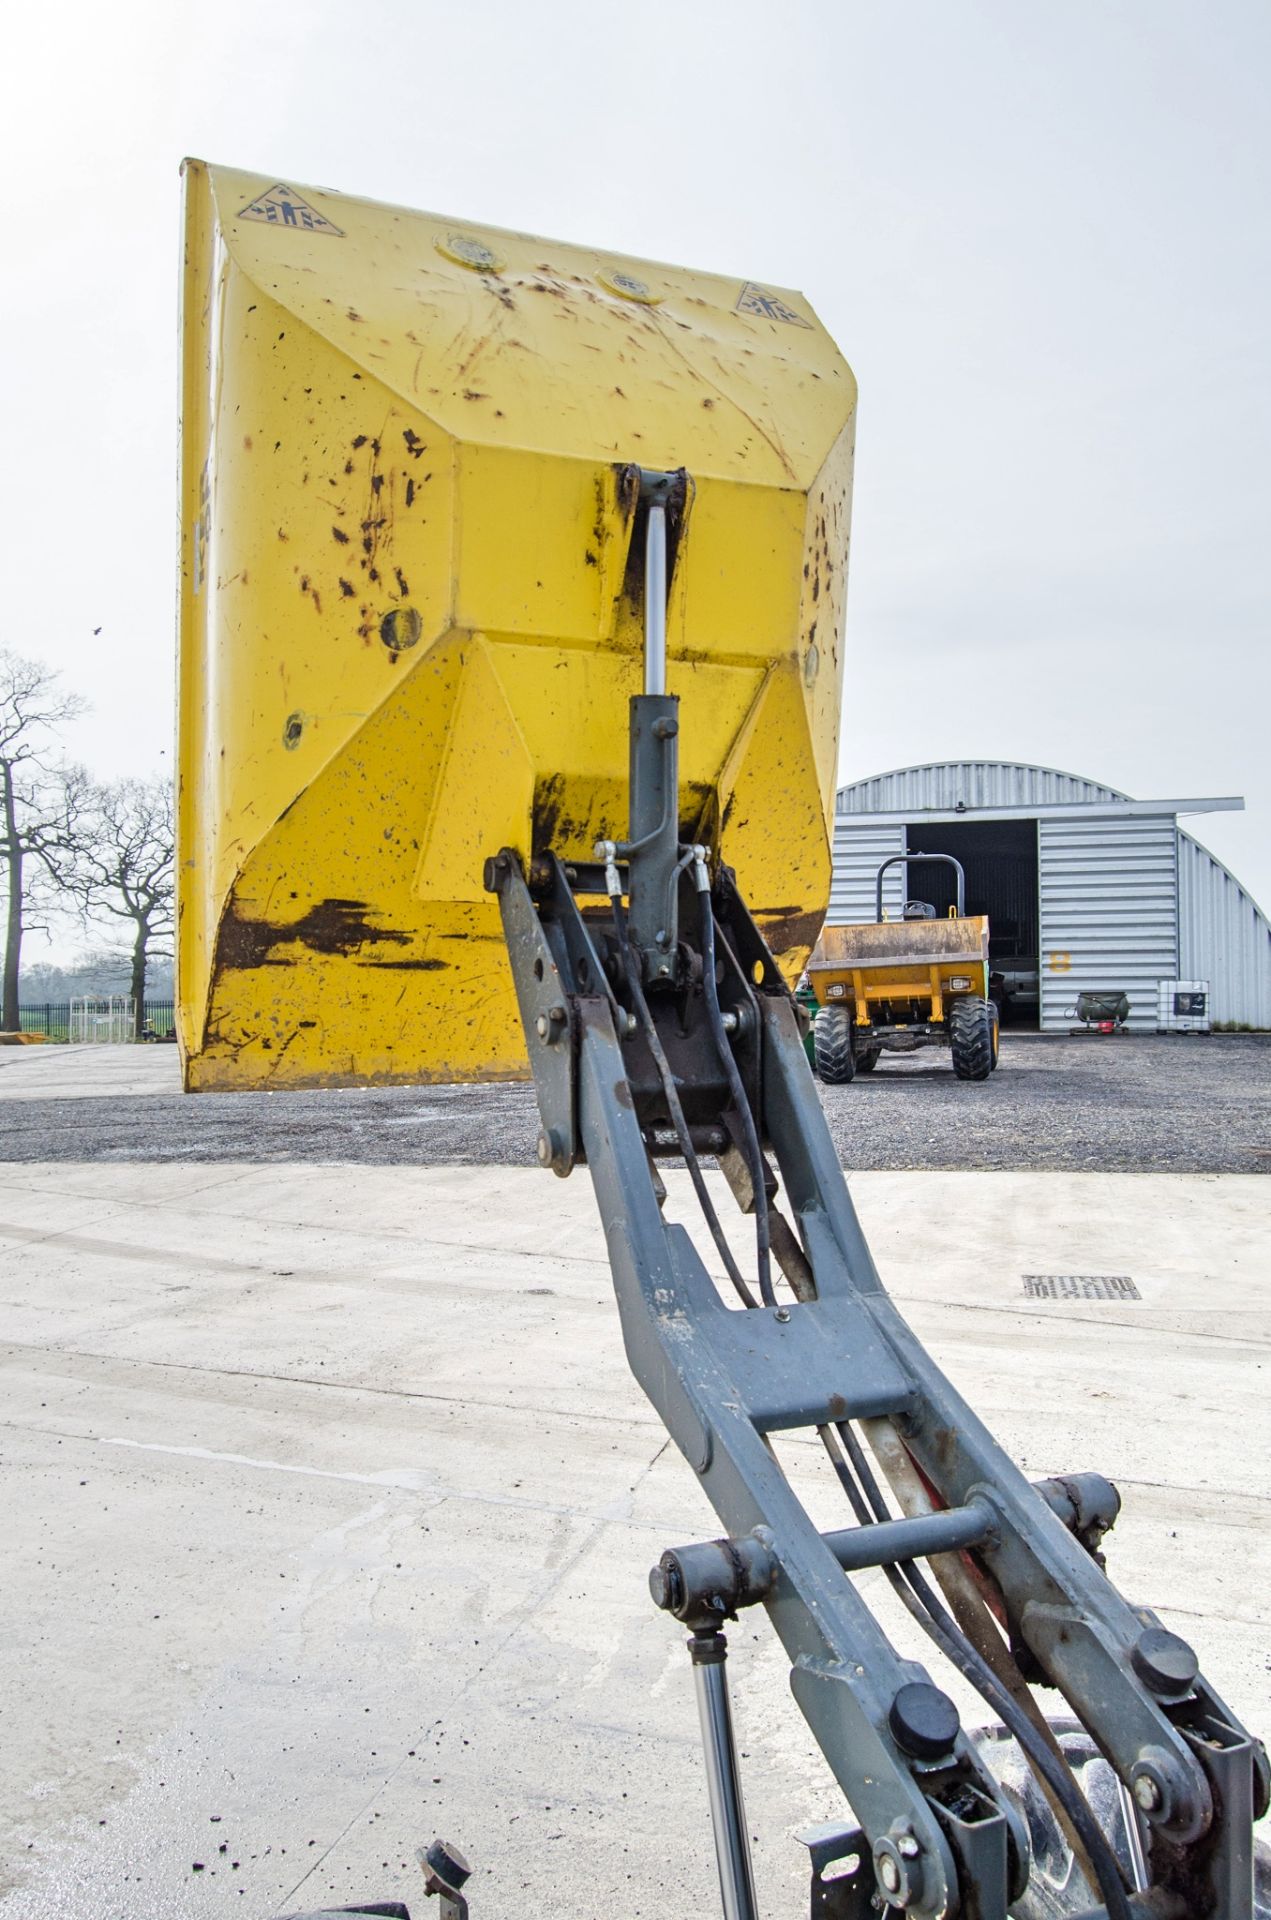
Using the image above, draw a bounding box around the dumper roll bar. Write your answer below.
[876,851,966,921]
[476,467,1266,1920]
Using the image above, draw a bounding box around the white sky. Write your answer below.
[5,0,1269,960]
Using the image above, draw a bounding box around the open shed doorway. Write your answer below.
[903,820,1040,1027]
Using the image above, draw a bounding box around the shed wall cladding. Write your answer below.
[1177,830,1271,1029]
[1038,815,1178,1032]
[837,761,1126,815]
[828,819,905,921]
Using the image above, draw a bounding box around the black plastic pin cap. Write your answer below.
[424,1840,471,1889]
[1132,1627,1199,1698]
[889,1682,961,1760]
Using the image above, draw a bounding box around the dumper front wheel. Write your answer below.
[813,1007,857,1083]
[950,997,994,1081]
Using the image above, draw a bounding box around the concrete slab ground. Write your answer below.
[0,1052,1267,1920]
[0,1042,180,1100]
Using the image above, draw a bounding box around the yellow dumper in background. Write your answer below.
[177,163,856,1090]
[805,852,1000,1081]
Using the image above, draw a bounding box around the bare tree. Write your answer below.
[69,776,175,1037]
[0,652,86,1031]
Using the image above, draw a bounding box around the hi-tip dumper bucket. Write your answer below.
[177,163,856,1089]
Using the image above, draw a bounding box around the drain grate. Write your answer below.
[1023,1274,1140,1301]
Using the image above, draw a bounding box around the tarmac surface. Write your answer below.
[2,1031,1269,1173]
[0,1047,1268,1920]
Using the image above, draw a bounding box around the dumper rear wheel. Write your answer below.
[856,1045,881,1072]
[813,1007,857,1083]
[989,1001,1001,1071]
[950,996,994,1081]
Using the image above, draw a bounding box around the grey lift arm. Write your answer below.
[481,470,1266,1920]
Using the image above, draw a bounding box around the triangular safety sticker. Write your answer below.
[237,184,344,237]
[735,281,812,327]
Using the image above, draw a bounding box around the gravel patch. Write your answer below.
[1,1034,1267,1174]
[818,1031,1271,1172]
[0,1076,542,1168]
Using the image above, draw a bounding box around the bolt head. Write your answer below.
[648,1557,683,1613]
[1134,1772,1162,1813]
[873,1833,920,1909]
[535,1014,550,1039]
[536,1128,569,1173]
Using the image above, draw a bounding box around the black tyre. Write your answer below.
[949,996,994,1081]
[988,1000,1001,1072]
[855,1045,881,1072]
[813,1006,856,1083]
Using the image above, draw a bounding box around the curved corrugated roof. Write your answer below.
[831,759,1271,1027]
[836,759,1131,814]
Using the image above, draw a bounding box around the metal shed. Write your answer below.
[832,760,1271,1031]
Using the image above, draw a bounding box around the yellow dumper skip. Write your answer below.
[810,916,992,1028]
[178,163,856,1090]
[806,898,1000,1082]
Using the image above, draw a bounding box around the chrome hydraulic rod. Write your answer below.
[644,499,667,696]
[690,1631,759,1920]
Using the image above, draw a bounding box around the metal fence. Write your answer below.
[17,1001,176,1043]
[69,997,134,1044]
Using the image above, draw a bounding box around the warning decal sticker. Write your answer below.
[237,184,344,237]
[735,281,812,328]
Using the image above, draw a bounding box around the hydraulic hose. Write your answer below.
[694,856,775,1310]
[609,888,759,1312]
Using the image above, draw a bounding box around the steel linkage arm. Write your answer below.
[482,464,1264,1920]
[491,846,1008,1917]
[486,841,1266,1920]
